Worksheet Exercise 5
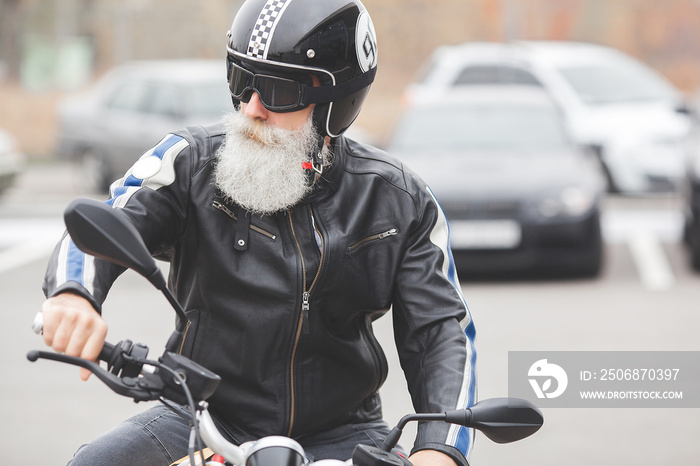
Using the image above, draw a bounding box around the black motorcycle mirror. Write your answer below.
[65,199,163,288]
[379,397,543,451]
[63,198,189,351]
[447,397,543,444]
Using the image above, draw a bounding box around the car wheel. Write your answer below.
[576,214,604,278]
[578,243,603,278]
[72,148,112,194]
[687,219,700,272]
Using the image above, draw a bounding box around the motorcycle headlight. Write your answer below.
[245,436,307,466]
[538,187,596,218]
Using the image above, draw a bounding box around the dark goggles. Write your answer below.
[227,56,378,113]
[229,61,314,113]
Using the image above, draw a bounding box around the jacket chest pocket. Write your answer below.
[347,227,398,254]
[211,200,279,251]
[331,226,401,311]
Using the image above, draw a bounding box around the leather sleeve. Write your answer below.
[391,180,477,464]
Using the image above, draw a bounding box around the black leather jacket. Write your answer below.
[43,122,477,465]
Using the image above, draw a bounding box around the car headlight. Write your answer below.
[538,187,596,218]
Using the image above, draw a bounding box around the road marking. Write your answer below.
[0,236,59,274]
[601,209,683,244]
[627,232,675,291]
[0,218,64,274]
[602,209,680,290]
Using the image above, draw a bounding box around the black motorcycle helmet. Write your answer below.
[226,0,378,138]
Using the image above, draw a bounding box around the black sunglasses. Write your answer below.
[229,61,315,113]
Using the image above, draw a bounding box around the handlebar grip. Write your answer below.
[99,341,116,363]
[32,312,44,335]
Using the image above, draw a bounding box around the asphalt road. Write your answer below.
[1,162,698,465]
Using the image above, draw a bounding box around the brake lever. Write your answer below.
[26,350,162,402]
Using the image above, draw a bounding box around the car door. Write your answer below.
[99,80,185,177]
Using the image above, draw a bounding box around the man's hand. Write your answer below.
[40,292,107,381]
[408,450,458,466]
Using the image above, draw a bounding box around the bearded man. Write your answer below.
[39,1,477,465]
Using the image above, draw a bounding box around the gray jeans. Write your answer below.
[67,404,396,465]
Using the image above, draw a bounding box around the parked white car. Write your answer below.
[406,41,692,193]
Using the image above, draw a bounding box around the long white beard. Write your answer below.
[214,111,328,215]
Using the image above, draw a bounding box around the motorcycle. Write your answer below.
[28,199,543,465]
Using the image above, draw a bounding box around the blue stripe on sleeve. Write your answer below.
[455,426,471,458]
[107,133,186,205]
[111,186,130,199]
[66,240,85,286]
[123,174,143,187]
[152,134,183,160]
[426,185,478,458]
[454,319,478,456]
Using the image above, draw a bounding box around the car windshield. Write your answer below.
[189,82,232,119]
[391,103,570,154]
[558,60,677,105]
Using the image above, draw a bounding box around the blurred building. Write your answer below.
[1,0,244,90]
[2,0,700,157]
[362,0,700,136]
[367,0,700,93]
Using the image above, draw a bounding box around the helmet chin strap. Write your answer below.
[303,116,328,186]
[303,132,326,186]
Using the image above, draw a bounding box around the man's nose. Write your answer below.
[242,91,269,120]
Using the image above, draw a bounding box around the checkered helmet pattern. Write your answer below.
[247,0,293,59]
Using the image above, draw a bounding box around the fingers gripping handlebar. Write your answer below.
[31,311,145,378]
[29,312,221,405]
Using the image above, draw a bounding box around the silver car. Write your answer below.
[0,127,25,194]
[57,60,231,192]
[389,86,606,277]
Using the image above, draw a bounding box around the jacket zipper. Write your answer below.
[177,319,192,355]
[347,228,398,253]
[286,207,325,436]
[212,201,277,240]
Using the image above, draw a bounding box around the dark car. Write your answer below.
[682,118,700,271]
[388,86,606,277]
[57,60,231,192]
